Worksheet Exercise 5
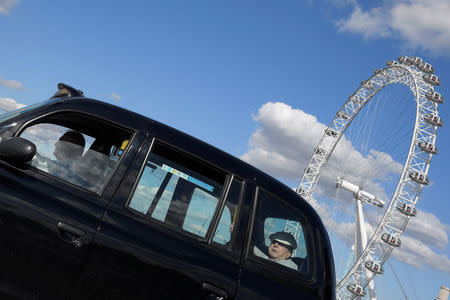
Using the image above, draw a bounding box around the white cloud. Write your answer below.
[391,233,450,272]
[391,0,450,53]
[241,101,450,272]
[0,0,18,15]
[317,198,450,272]
[241,102,401,200]
[241,102,326,180]
[0,96,25,111]
[404,209,449,250]
[111,93,121,101]
[336,5,391,39]
[0,77,26,90]
[336,0,450,55]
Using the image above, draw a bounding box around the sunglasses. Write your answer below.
[271,240,292,250]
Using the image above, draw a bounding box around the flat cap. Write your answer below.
[269,231,297,250]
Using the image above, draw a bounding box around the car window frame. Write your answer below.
[245,186,318,285]
[125,138,241,248]
[14,109,138,197]
[209,174,246,249]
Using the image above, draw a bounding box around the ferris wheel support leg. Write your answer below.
[354,199,364,300]
[368,279,376,300]
[355,198,377,300]
[355,199,364,261]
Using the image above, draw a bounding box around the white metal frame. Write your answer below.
[293,57,442,299]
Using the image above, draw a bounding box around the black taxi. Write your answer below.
[0,84,335,299]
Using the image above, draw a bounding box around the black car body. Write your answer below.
[0,85,335,299]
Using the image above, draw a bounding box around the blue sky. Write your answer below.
[1,0,449,299]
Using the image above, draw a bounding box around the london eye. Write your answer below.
[290,56,443,299]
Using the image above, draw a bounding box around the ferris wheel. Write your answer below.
[292,56,443,299]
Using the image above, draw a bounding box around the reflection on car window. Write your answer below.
[183,188,218,237]
[212,177,243,246]
[151,175,179,222]
[128,142,226,239]
[19,112,133,194]
[251,188,310,275]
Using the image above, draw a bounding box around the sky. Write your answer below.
[1,0,449,299]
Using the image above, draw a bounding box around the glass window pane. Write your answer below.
[251,189,310,274]
[212,178,243,246]
[183,188,218,237]
[128,162,166,214]
[19,113,132,194]
[128,142,226,239]
[213,207,231,245]
[151,175,179,222]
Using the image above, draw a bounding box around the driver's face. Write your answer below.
[268,240,292,261]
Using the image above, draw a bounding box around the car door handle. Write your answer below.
[57,222,86,248]
[202,282,228,300]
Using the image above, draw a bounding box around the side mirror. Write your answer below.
[0,137,36,164]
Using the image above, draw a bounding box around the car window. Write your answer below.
[128,142,226,239]
[251,188,310,275]
[183,188,218,237]
[212,177,244,247]
[19,112,133,194]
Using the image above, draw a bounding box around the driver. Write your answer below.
[53,131,85,162]
[34,130,85,182]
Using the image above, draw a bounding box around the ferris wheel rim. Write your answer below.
[296,58,441,299]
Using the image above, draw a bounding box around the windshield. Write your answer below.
[0,99,56,124]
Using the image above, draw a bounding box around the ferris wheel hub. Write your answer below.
[336,177,385,208]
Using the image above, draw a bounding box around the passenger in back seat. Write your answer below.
[254,231,298,270]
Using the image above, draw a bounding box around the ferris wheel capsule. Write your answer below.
[361,80,375,90]
[315,147,326,156]
[347,284,366,297]
[338,111,349,120]
[297,188,307,197]
[349,94,363,105]
[374,68,383,74]
[419,62,434,74]
[409,171,429,185]
[418,141,438,154]
[364,260,384,274]
[386,60,399,67]
[425,90,444,104]
[398,56,412,65]
[411,56,423,66]
[325,128,338,137]
[423,74,441,86]
[424,113,443,127]
[396,203,417,217]
[381,233,401,247]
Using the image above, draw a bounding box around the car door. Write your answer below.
[78,129,246,299]
[0,109,140,299]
